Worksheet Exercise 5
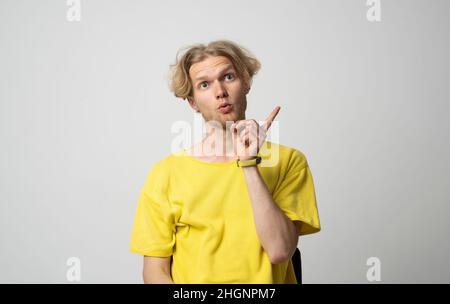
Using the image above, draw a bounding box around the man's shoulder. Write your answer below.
[147,149,187,173]
[144,153,177,180]
[263,141,309,169]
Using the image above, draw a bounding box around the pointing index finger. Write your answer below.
[262,106,281,131]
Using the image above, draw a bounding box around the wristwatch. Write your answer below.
[236,156,262,167]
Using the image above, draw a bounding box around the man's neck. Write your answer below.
[191,123,237,160]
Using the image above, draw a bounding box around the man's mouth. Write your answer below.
[218,102,231,109]
[218,103,232,114]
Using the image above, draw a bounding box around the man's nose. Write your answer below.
[214,81,228,99]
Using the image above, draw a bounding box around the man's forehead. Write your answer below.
[189,56,235,78]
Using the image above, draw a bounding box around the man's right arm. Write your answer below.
[143,256,174,284]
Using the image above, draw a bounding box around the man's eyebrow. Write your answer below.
[194,65,235,81]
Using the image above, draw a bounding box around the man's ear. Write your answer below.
[187,96,200,113]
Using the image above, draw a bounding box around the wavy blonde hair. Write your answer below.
[169,40,261,100]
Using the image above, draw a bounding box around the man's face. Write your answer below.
[187,55,248,128]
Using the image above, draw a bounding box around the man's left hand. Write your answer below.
[231,106,281,161]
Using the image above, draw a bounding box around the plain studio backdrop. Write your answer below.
[1,0,449,283]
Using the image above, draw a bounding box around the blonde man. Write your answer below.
[130,40,321,284]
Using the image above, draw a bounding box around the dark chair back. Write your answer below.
[291,248,302,284]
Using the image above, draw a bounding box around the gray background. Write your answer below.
[1,0,449,283]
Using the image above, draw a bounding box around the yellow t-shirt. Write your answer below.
[130,141,321,283]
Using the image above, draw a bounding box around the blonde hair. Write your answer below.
[169,40,261,100]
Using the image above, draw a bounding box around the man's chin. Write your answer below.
[205,113,243,127]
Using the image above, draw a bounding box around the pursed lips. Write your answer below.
[217,103,233,114]
[218,102,231,109]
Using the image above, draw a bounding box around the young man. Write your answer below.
[130,40,321,283]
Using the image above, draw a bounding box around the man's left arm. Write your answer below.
[242,166,299,265]
[232,106,298,264]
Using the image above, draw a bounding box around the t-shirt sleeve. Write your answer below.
[130,161,176,257]
[272,150,321,236]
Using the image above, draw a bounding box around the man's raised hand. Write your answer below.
[231,106,281,161]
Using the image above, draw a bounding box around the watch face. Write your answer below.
[237,157,261,167]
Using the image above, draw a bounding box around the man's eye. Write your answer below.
[199,82,208,89]
[225,73,235,80]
